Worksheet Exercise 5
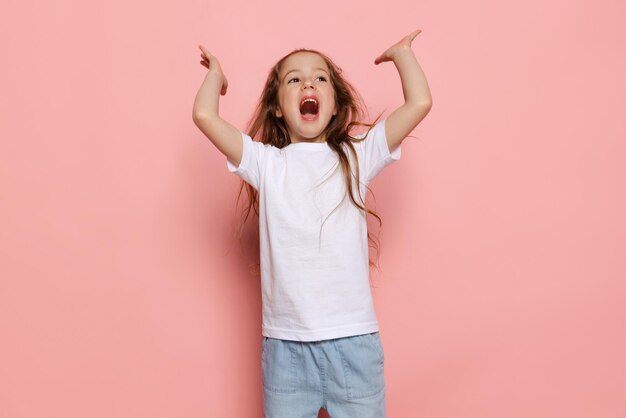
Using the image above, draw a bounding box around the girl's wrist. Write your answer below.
[391,46,415,62]
[203,72,226,95]
[205,70,225,85]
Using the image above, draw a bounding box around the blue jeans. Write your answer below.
[262,332,386,418]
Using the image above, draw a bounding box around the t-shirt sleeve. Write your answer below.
[356,119,402,184]
[225,132,268,191]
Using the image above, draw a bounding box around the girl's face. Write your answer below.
[276,52,337,143]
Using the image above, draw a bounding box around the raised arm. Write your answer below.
[192,46,243,167]
[374,30,433,151]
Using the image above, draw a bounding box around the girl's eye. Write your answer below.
[287,76,327,84]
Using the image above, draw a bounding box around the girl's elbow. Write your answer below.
[192,111,219,125]
[407,101,432,119]
[406,100,432,113]
[417,99,432,110]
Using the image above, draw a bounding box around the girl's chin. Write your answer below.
[290,126,328,141]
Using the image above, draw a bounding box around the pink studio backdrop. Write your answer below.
[1,0,625,416]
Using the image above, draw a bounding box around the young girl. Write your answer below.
[193,30,432,418]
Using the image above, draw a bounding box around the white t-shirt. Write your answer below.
[226,119,401,341]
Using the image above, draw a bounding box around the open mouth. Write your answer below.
[299,96,319,121]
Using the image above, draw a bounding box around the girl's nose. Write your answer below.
[303,79,315,89]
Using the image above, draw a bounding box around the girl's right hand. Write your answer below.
[198,45,228,96]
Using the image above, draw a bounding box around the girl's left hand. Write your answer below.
[374,29,422,65]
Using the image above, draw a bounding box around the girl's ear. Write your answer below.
[276,108,283,118]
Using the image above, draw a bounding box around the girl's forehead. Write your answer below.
[280,52,330,75]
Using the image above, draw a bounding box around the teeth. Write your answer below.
[301,98,318,105]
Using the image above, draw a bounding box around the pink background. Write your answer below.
[1,0,625,416]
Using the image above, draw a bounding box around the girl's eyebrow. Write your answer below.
[282,68,329,81]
